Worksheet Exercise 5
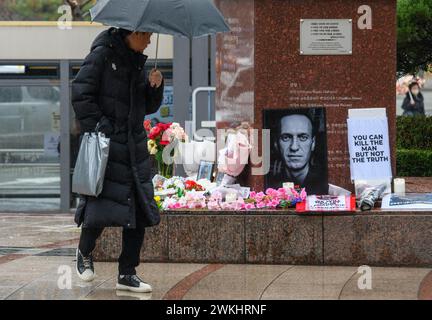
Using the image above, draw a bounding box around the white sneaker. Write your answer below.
[75,248,96,282]
[116,290,152,300]
[116,275,153,293]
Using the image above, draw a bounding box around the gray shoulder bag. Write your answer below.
[72,121,110,197]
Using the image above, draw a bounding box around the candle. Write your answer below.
[225,193,237,203]
[393,178,406,194]
[283,182,294,195]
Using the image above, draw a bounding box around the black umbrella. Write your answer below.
[90,0,231,68]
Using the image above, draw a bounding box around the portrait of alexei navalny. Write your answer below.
[264,108,329,195]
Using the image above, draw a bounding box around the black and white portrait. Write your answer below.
[264,108,328,195]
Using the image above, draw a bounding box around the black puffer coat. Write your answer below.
[72,27,164,229]
[401,92,425,116]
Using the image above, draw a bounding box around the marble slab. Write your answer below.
[168,215,245,263]
[245,215,323,264]
[323,215,432,267]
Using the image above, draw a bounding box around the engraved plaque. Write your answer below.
[300,19,352,55]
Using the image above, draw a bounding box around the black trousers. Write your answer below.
[78,206,146,276]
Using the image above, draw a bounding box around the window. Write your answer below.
[27,86,60,102]
[0,87,22,103]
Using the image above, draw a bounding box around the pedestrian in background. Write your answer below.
[402,82,425,116]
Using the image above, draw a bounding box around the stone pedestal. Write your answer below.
[93,210,432,267]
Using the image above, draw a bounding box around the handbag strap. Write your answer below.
[95,121,102,134]
[93,122,103,149]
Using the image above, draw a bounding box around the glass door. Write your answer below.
[0,83,61,212]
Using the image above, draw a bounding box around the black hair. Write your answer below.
[117,28,133,39]
[409,81,419,91]
[274,108,319,138]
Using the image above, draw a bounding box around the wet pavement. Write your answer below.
[0,213,432,300]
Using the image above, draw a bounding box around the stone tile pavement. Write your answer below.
[1,213,432,300]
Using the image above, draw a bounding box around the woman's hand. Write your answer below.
[149,68,163,88]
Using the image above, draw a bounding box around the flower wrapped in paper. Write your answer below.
[217,124,252,179]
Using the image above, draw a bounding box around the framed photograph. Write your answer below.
[214,171,225,186]
[197,160,215,181]
[264,107,328,195]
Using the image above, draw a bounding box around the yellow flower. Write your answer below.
[147,139,156,152]
[150,146,158,155]
[154,196,161,202]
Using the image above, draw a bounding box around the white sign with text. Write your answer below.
[347,117,392,180]
[308,195,347,211]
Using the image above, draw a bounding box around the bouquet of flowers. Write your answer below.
[217,125,252,180]
[144,120,188,178]
[245,188,307,209]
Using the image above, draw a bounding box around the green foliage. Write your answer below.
[6,0,64,21]
[396,115,432,176]
[397,0,432,75]
[396,149,432,176]
[396,115,432,149]
[4,0,93,21]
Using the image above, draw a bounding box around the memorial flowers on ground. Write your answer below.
[157,181,307,211]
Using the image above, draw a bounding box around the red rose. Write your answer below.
[159,139,170,146]
[148,126,162,139]
[143,119,152,132]
[184,180,204,191]
[185,180,197,190]
[157,122,171,131]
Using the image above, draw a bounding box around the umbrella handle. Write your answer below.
[408,90,415,104]
[154,33,160,70]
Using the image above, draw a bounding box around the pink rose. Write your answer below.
[277,188,288,200]
[269,200,280,208]
[169,202,183,209]
[256,201,266,209]
[300,188,307,200]
[254,192,265,202]
[244,203,255,210]
[265,188,277,196]
[208,201,220,210]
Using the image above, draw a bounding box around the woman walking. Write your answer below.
[72,27,164,293]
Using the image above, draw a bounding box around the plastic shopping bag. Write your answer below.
[72,123,110,197]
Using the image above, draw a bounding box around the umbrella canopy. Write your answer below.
[90,0,231,38]
[396,75,425,95]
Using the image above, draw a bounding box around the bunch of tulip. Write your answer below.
[154,195,163,209]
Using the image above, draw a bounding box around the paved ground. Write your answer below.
[1,213,432,300]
